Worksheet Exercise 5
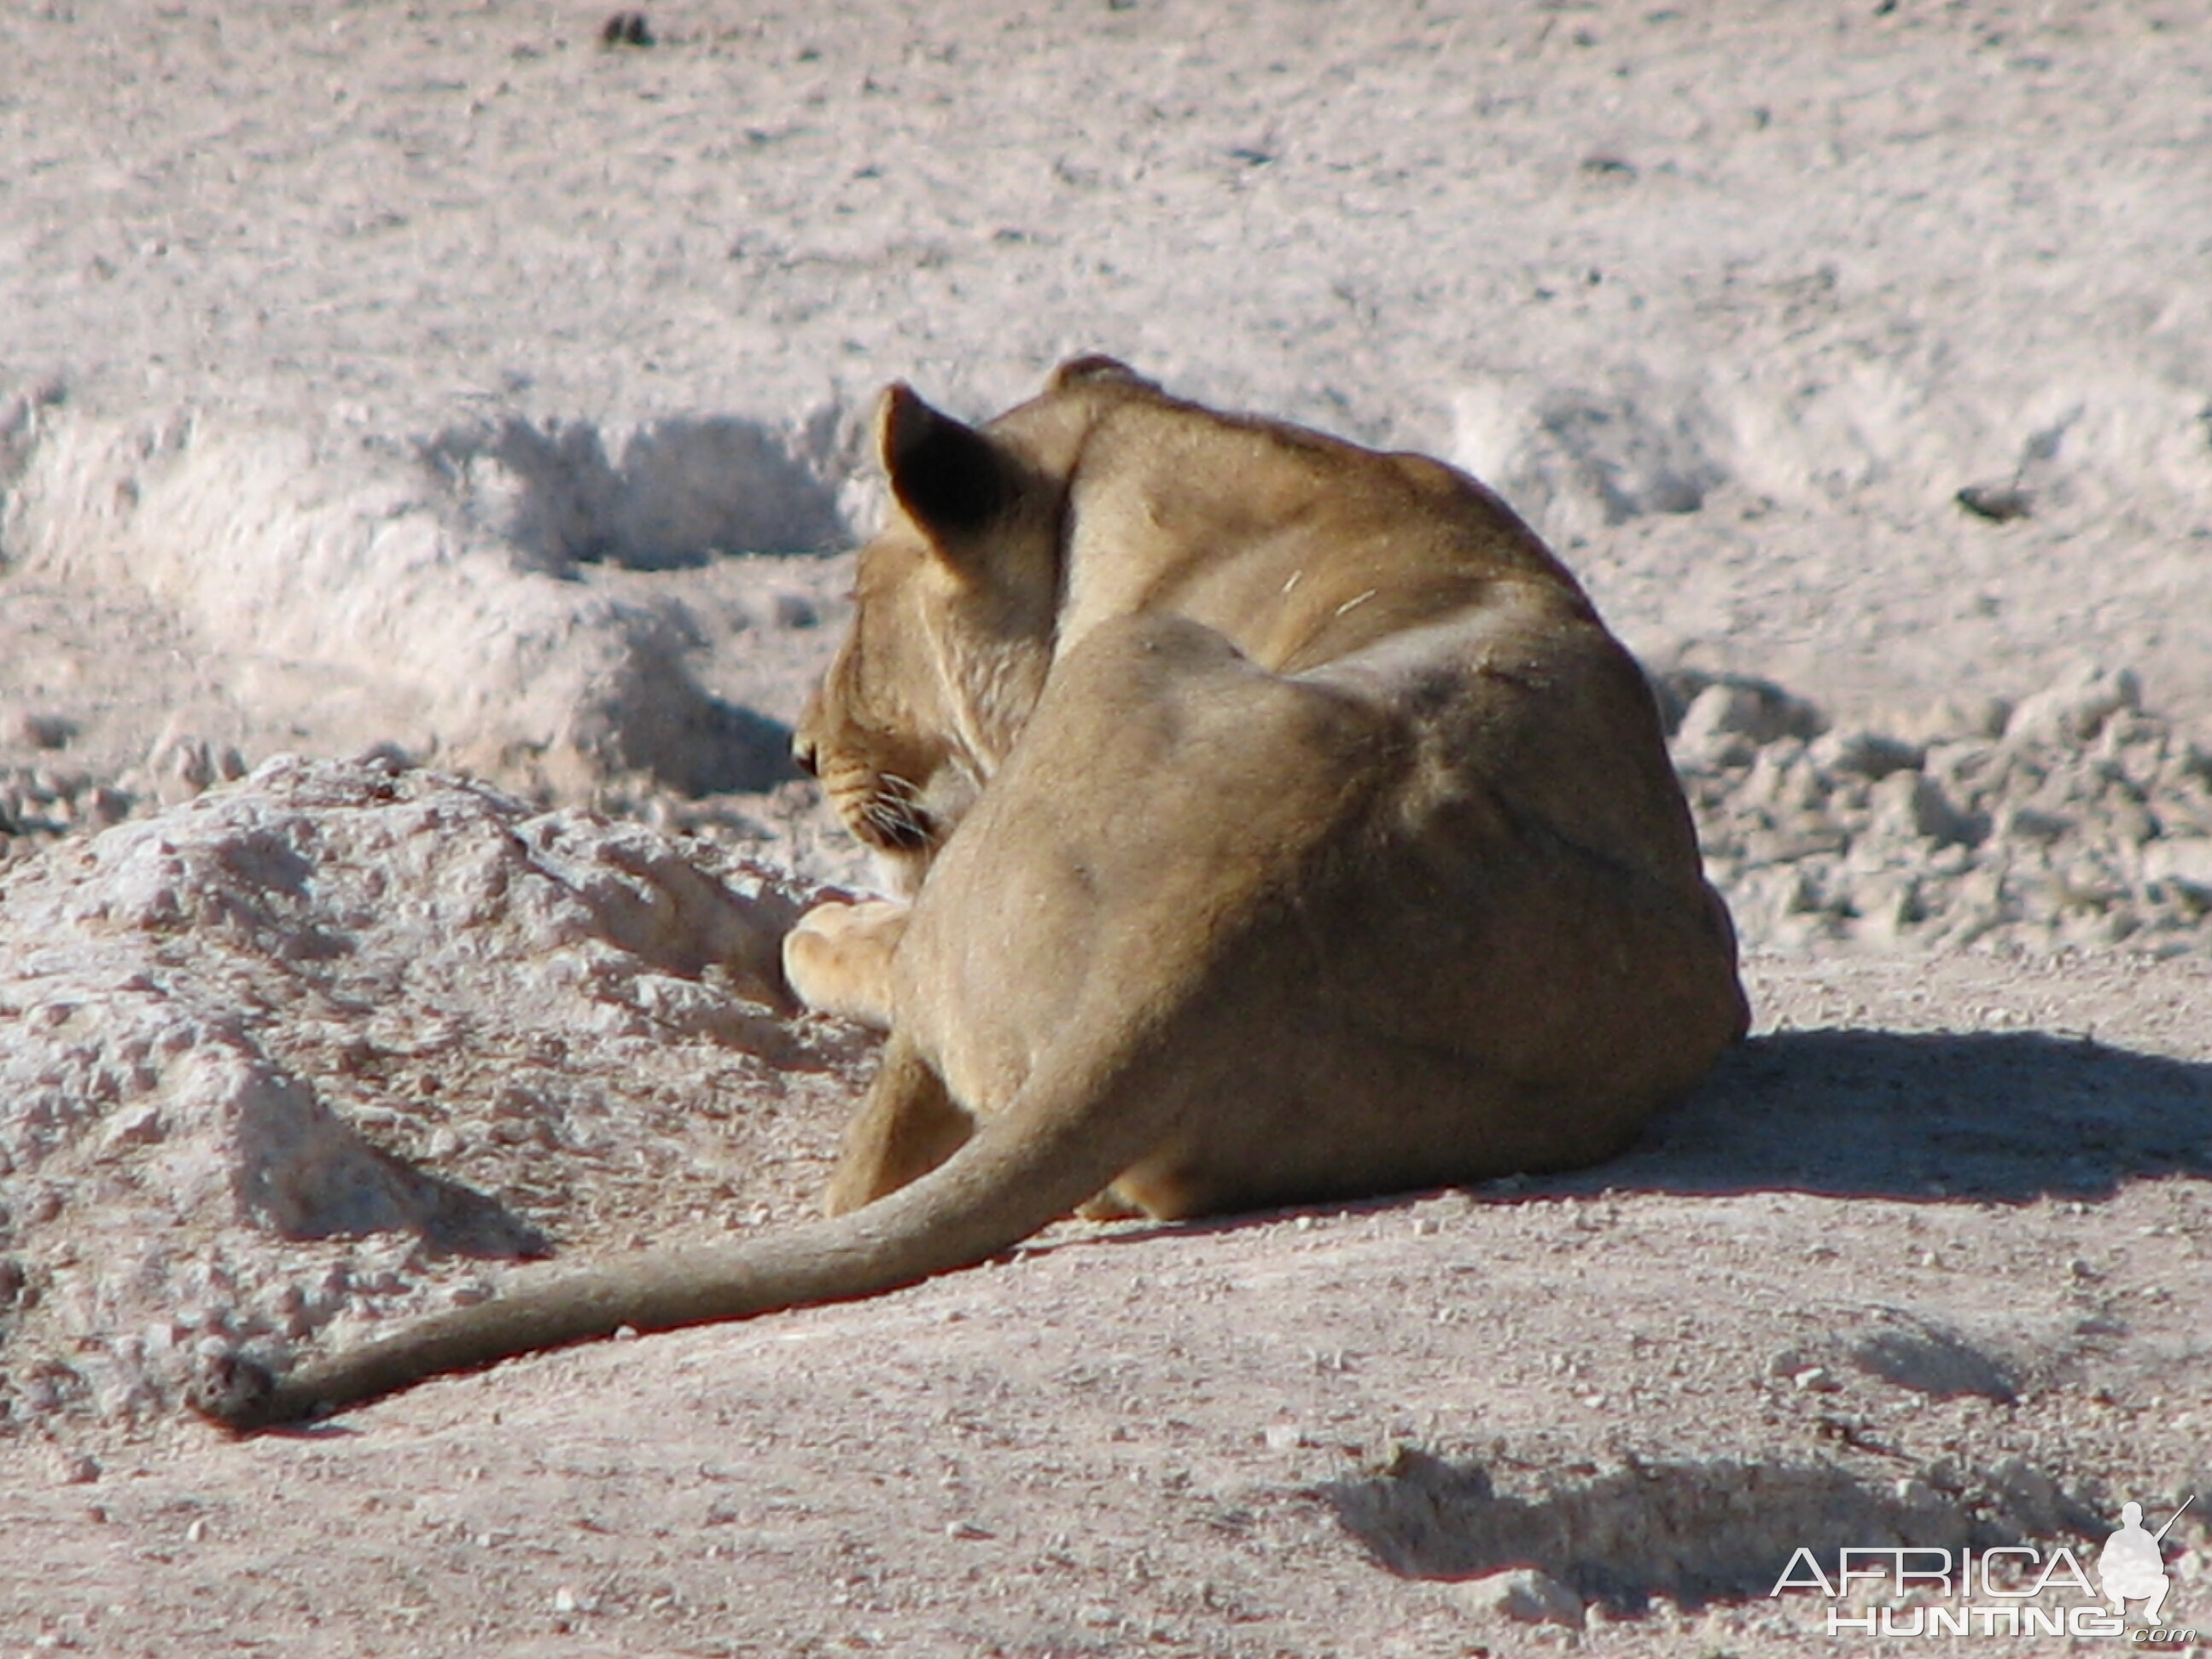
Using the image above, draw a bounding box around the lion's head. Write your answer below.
[794,358,1154,892]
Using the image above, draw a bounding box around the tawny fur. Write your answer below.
[191,357,1746,1431]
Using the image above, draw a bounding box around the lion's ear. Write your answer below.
[1049,354,1156,394]
[876,383,1008,549]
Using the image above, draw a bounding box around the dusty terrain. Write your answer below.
[2,0,2209,1653]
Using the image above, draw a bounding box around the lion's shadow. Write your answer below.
[1064,1027,2212,1241]
[1306,1027,2209,1612]
[1532,1026,2212,1204]
[1313,1447,2103,1613]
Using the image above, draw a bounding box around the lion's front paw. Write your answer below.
[783,898,910,1029]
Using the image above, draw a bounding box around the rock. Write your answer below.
[9,409,829,800]
[1807,729,1924,781]
[2109,800,2159,847]
[2005,664,2140,746]
[1888,696,2011,745]
[0,756,835,1421]
[1738,743,1826,812]
[148,732,239,806]
[1955,480,2034,522]
[2143,836,2212,904]
[1996,804,2074,846]
[1851,874,1925,943]
[1944,866,2013,944]
[1675,673,1825,744]
[1668,675,1827,771]
[5,707,76,751]
[1451,1566,1586,1628]
[79,783,131,829]
[1867,771,1981,847]
[1451,374,1726,545]
[1649,672,2212,953]
[767,590,820,629]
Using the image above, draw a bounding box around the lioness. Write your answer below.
[192,358,1747,1430]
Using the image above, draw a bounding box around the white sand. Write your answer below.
[2,5,2210,1654]
[4,0,2209,770]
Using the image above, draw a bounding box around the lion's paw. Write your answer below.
[783,898,909,1029]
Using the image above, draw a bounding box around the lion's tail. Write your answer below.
[189,1042,1173,1432]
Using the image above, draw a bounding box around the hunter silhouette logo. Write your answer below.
[2098,1497,2191,1625]
[1772,1494,2197,1639]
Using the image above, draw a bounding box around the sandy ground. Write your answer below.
[3,952,2209,1657]
[3,0,2211,1654]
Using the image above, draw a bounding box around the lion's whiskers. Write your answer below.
[853,771,934,851]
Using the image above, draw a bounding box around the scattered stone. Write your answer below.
[6,707,76,751]
[2005,663,2139,745]
[1996,804,2072,845]
[0,762,142,853]
[0,756,847,1423]
[1452,1566,1586,1628]
[1866,770,1980,847]
[1674,660,2211,956]
[767,590,820,629]
[1657,669,1825,746]
[2143,837,2212,904]
[147,732,247,807]
[1955,480,2034,521]
[79,783,131,829]
[1889,694,2012,744]
[1807,729,1924,781]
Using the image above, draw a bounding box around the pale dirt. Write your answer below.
[3,952,2209,1658]
[3,1,2211,1655]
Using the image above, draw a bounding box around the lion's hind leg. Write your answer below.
[822,1032,975,1216]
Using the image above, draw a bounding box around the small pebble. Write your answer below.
[1452,1565,1586,1628]
[9,709,75,751]
[1955,480,2034,521]
[53,1452,101,1487]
